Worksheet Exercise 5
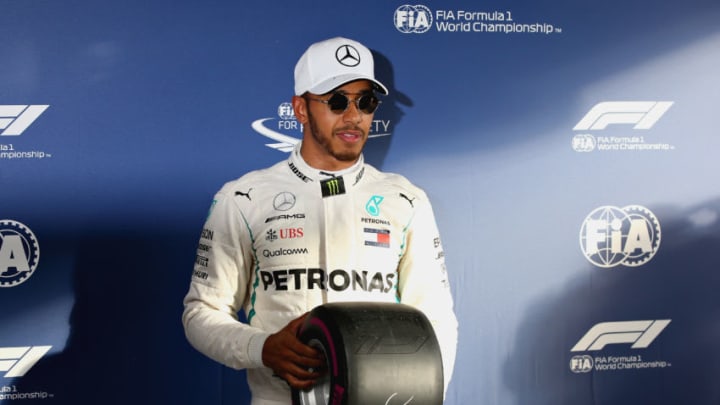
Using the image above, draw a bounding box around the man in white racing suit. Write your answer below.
[182,37,458,405]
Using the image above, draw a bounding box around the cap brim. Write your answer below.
[308,74,389,95]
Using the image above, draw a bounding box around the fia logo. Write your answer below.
[0,220,40,287]
[570,355,594,373]
[579,205,661,268]
[571,134,597,152]
[394,5,433,34]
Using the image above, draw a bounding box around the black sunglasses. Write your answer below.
[306,92,380,114]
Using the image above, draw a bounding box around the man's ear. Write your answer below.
[292,95,308,125]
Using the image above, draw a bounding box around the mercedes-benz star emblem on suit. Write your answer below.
[273,192,296,211]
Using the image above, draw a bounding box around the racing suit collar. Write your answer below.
[289,141,365,184]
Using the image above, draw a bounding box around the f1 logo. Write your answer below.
[0,346,52,377]
[574,101,673,131]
[571,320,670,352]
[0,105,49,136]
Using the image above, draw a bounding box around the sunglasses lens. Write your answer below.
[358,95,379,114]
[327,93,349,112]
[323,93,379,114]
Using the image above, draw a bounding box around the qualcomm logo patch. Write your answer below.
[570,320,672,373]
[394,5,433,34]
[572,101,675,152]
[579,205,661,268]
[251,101,392,153]
[0,220,40,287]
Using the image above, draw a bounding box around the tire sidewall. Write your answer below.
[292,309,348,405]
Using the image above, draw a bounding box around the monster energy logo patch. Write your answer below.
[321,177,346,197]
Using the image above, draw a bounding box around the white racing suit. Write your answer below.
[182,144,458,405]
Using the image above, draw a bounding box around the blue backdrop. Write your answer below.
[2,0,719,403]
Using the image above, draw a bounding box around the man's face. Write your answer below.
[294,80,376,171]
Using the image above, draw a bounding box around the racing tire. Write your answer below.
[291,302,443,405]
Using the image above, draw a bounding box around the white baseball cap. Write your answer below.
[294,37,389,96]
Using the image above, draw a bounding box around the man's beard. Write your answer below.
[307,109,364,163]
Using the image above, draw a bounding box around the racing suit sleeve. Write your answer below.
[182,188,270,370]
[397,195,458,395]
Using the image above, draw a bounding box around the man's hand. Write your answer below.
[262,313,326,389]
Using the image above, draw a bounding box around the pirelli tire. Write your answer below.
[291,302,444,405]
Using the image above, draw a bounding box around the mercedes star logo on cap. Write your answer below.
[335,44,361,67]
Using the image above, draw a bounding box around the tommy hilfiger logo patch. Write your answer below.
[364,228,390,248]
